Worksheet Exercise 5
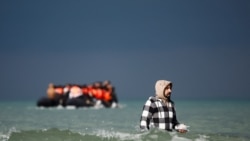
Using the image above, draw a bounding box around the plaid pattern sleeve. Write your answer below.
[140,96,180,131]
[140,97,155,130]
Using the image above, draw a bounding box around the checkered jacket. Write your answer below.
[140,96,179,131]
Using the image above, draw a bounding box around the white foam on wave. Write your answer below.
[65,105,77,110]
[0,127,18,141]
[0,133,9,141]
[93,129,143,141]
[194,135,209,141]
[171,135,192,141]
[1,127,210,141]
[87,129,209,141]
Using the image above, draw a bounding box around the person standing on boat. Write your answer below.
[139,80,187,133]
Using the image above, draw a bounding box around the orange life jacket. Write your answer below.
[103,90,112,101]
[87,86,93,96]
[54,87,64,95]
[92,88,103,100]
[82,87,89,95]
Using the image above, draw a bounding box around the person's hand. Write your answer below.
[178,129,187,133]
[175,124,189,133]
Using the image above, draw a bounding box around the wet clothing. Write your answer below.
[140,80,180,131]
[140,96,179,131]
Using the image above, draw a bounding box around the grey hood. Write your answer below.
[155,80,172,100]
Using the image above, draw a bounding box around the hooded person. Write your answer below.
[139,80,187,133]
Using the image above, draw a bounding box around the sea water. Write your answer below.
[0,99,250,141]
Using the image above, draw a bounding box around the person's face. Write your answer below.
[164,85,172,98]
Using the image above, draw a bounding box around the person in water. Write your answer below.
[37,83,60,107]
[140,80,187,133]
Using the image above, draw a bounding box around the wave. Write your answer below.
[0,128,209,141]
[2,127,250,141]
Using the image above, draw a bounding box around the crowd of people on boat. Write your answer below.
[37,80,119,108]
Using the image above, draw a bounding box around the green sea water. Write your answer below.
[0,99,250,141]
